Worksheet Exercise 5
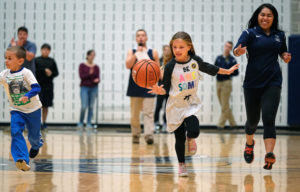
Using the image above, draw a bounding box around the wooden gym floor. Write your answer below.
[0,126,300,192]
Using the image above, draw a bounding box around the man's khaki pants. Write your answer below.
[216,80,236,128]
[130,97,155,136]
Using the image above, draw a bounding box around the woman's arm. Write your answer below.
[278,32,291,64]
[280,52,292,63]
[79,64,91,80]
[233,30,251,57]
[233,44,247,57]
[93,66,100,83]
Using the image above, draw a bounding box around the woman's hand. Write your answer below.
[148,84,166,95]
[234,44,247,56]
[281,52,291,63]
[93,78,100,83]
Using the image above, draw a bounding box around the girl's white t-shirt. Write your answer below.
[166,58,202,132]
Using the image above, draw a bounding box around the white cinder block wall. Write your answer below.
[0,0,290,125]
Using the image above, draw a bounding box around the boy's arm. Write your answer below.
[51,59,59,77]
[23,70,41,99]
[24,83,41,99]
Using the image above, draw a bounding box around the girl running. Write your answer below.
[149,31,239,176]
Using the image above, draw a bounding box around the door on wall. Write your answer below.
[288,35,300,126]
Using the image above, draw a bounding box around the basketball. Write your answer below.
[132,59,160,89]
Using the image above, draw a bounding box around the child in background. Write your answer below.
[148,32,239,176]
[0,46,43,171]
[154,45,170,133]
[35,43,59,130]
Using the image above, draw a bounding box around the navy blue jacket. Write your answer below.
[214,54,238,81]
[234,26,287,88]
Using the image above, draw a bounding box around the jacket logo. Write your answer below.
[275,35,280,42]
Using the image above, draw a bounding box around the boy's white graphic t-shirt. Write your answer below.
[0,68,42,113]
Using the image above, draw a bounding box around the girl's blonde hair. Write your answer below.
[164,31,196,65]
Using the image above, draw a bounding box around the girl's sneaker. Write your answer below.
[16,159,30,171]
[185,137,197,156]
[263,152,276,170]
[178,163,188,177]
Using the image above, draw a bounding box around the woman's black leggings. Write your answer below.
[244,86,281,139]
[174,115,200,163]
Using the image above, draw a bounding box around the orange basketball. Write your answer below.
[132,59,160,89]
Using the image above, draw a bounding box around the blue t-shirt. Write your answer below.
[234,26,287,88]
[9,40,37,75]
[126,49,155,98]
[214,54,238,81]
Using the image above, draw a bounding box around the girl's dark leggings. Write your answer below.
[174,115,200,163]
[244,86,281,139]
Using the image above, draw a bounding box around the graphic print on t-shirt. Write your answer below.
[178,63,198,92]
[7,75,30,106]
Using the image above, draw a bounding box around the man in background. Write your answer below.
[10,26,37,75]
[215,41,239,129]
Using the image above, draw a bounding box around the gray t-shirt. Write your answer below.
[9,40,37,74]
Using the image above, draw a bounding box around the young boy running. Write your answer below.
[0,46,43,171]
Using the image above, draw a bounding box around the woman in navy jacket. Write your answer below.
[234,3,291,170]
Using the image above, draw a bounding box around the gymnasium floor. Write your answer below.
[0,126,300,192]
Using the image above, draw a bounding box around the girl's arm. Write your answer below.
[194,56,219,76]
[218,64,240,75]
[194,55,239,75]
[148,84,166,95]
[148,60,175,95]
